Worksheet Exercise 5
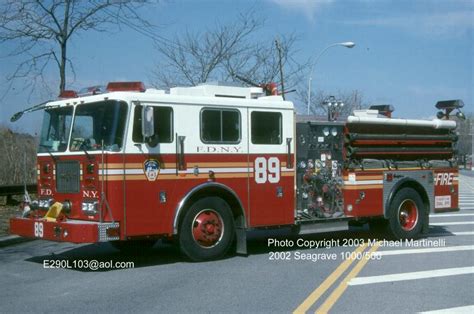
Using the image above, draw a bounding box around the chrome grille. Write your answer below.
[56,161,80,193]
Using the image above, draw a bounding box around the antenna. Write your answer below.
[275,38,285,100]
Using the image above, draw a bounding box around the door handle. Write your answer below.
[286,137,293,168]
[176,134,186,171]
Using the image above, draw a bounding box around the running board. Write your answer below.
[296,221,349,235]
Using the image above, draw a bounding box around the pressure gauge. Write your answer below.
[299,161,307,169]
[331,127,338,136]
[307,159,314,169]
[315,160,322,169]
[300,134,306,144]
[323,127,330,136]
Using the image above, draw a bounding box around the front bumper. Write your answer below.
[10,217,119,243]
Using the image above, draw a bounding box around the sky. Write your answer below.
[0,0,472,134]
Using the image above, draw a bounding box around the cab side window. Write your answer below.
[133,105,173,143]
[251,111,282,144]
[201,108,240,143]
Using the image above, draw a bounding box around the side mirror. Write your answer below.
[141,106,158,147]
[142,106,155,139]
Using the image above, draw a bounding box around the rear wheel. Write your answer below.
[179,197,234,261]
[388,188,424,239]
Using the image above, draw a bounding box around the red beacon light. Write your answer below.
[261,82,278,96]
[58,90,78,99]
[106,81,146,92]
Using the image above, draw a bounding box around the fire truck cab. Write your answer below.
[10,82,460,261]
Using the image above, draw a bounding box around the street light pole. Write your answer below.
[307,41,355,115]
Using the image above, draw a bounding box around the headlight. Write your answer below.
[331,127,338,136]
[39,198,53,209]
[82,201,98,215]
[323,127,330,136]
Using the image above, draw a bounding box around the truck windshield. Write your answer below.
[39,107,73,153]
[70,100,128,152]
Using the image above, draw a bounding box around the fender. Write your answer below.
[384,177,430,218]
[172,181,247,234]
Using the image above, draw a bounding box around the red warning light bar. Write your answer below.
[106,81,146,92]
[59,90,78,99]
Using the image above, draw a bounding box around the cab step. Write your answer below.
[296,220,349,235]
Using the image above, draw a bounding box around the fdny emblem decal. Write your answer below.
[144,159,160,181]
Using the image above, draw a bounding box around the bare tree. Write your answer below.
[297,88,367,118]
[0,126,37,185]
[0,0,156,96]
[152,12,307,93]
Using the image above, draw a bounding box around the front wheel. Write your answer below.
[388,188,425,239]
[179,197,235,262]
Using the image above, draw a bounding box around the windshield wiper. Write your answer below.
[39,144,58,162]
[80,141,94,162]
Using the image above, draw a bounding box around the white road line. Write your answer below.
[429,231,474,237]
[430,213,474,217]
[348,267,474,286]
[419,305,474,314]
[374,245,474,257]
[430,222,474,226]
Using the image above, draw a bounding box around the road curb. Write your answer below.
[0,235,34,248]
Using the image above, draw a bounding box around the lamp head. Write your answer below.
[456,111,466,120]
[341,41,356,48]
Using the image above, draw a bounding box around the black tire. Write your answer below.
[387,187,425,239]
[110,239,156,254]
[179,197,235,262]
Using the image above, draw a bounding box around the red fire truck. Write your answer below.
[10,82,461,261]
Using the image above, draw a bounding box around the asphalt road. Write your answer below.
[1,173,473,313]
